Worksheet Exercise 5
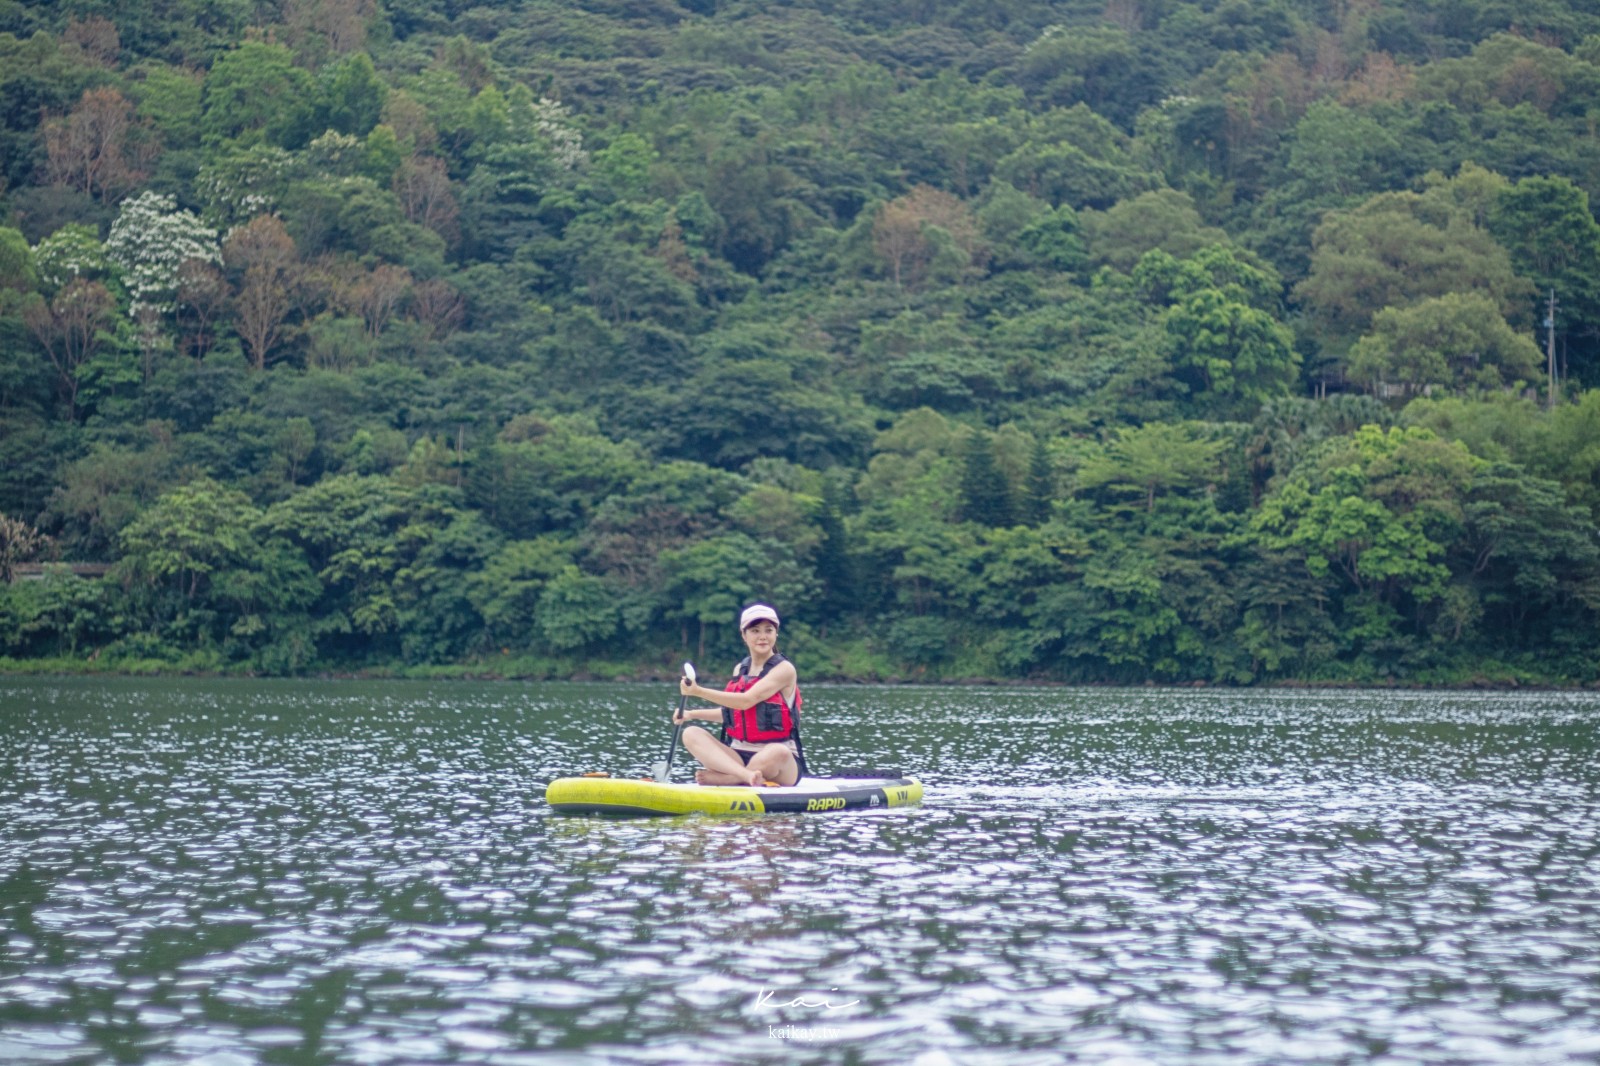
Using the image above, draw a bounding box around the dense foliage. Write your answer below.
[4,0,1600,683]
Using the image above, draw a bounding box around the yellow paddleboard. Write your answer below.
[544,774,923,817]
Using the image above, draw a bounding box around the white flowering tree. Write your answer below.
[105,191,221,316]
[507,86,586,170]
[530,97,587,170]
[32,224,110,294]
[305,130,367,176]
[196,145,300,227]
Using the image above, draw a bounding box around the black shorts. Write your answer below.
[732,746,805,782]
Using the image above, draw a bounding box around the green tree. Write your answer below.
[1293,182,1532,350]
[858,311,996,413]
[0,31,97,189]
[200,40,319,148]
[464,416,648,539]
[391,501,502,663]
[1015,24,1156,126]
[661,326,875,468]
[457,139,558,262]
[1027,492,1243,681]
[361,124,403,185]
[535,566,620,653]
[1083,190,1229,274]
[18,567,108,657]
[1012,202,1087,273]
[672,112,815,274]
[1248,394,1396,499]
[319,51,387,137]
[993,105,1149,210]
[960,432,1016,527]
[467,535,577,650]
[1534,389,1600,520]
[577,459,750,626]
[1248,100,1404,279]
[260,473,411,651]
[658,533,754,661]
[116,478,258,599]
[587,132,655,202]
[813,478,859,621]
[1488,174,1600,385]
[1347,292,1542,395]
[1077,422,1227,513]
[1024,437,1056,526]
[1232,548,1339,677]
[1455,462,1600,650]
[1489,177,1600,313]
[0,227,36,295]
[1163,288,1298,418]
[1251,425,1481,660]
[128,61,204,151]
[114,478,320,666]
[43,436,182,559]
[261,474,502,664]
[1133,243,1284,314]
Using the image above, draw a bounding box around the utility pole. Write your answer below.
[1546,289,1559,410]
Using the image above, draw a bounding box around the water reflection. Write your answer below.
[0,679,1597,1064]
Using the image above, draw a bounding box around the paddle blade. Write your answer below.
[651,759,669,783]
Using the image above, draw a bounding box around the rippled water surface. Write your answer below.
[2,679,1599,1065]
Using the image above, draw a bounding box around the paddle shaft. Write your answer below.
[656,691,689,782]
[653,662,697,783]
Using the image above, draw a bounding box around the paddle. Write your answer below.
[652,662,696,783]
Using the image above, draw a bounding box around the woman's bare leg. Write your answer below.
[681,728,762,786]
[746,744,799,786]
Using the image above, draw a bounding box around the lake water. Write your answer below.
[1,678,1598,1065]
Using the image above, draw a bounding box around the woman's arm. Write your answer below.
[679,659,797,710]
[672,706,724,724]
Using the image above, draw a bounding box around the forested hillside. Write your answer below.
[4,0,1600,684]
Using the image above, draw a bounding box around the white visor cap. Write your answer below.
[739,604,780,631]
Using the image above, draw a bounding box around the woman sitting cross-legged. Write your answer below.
[674,603,805,788]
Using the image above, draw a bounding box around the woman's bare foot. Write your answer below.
[694,768,766,787]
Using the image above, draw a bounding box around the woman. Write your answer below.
[675,603,804,787]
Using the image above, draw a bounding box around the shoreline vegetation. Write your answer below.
[3,654,1593,691]
[6,4,1600,687]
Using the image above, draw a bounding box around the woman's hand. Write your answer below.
[680,676,696,698]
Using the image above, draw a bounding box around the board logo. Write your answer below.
[806,797,846,811]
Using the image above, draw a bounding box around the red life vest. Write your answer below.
[722,652,801,744]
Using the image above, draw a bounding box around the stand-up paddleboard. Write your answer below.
[544,773,922,817]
